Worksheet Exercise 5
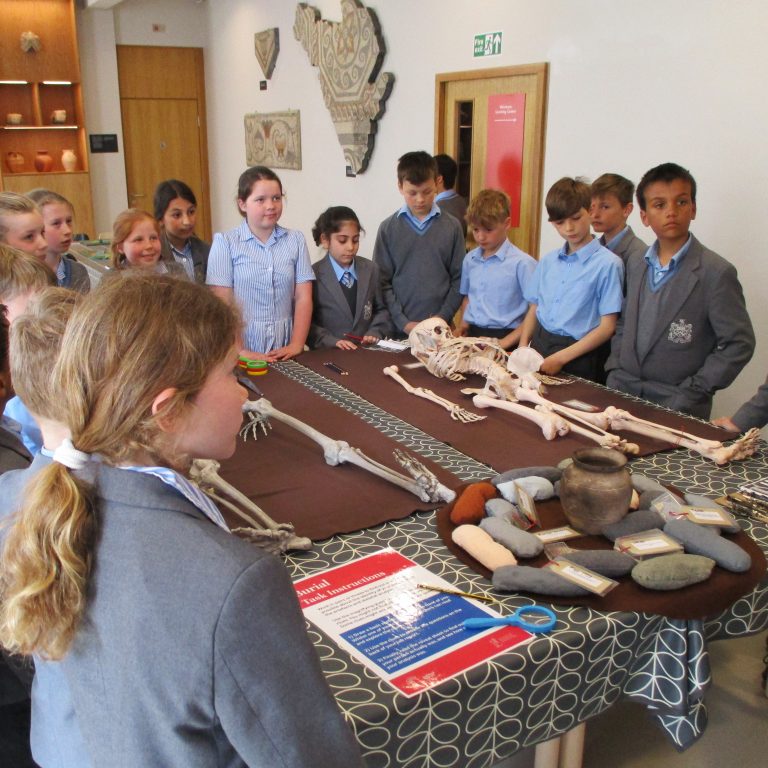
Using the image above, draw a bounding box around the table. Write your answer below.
[267,357,768,767]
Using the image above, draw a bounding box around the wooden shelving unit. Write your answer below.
[0,0,94,237]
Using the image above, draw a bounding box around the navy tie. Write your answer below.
[340,271,354,288]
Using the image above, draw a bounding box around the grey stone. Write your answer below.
[493,565,589,596]
[632,553,715,590]
[664,518,751,573]
[601,509,664,541]
[492,466,562,486]
[563,550,636,578]
[479,517,543,559]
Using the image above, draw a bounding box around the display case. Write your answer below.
[0,0,94,237]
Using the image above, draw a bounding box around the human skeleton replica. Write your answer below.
[382,317,760,466]
[190,396,456,553]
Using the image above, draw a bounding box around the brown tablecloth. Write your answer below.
[437,485,767,620]
[216,368,457,541]
[298,347,730,470]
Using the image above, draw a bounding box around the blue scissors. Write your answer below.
[463,604,557,633]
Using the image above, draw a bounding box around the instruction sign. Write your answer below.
[474,32,503,57]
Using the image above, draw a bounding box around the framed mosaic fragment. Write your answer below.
[244,110,301,170]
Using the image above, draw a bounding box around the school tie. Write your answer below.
[340,271,354,288]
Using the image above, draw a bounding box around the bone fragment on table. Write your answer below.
[472,394,571,441]
[190,459,312,553]
[383,364,485,422]
[241,398,455,504]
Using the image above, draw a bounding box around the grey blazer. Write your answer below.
[161,234,211,284]
[308,254,391,348]
[0,460,362,768]
[602,226,648,274]
[606,235,755,417]
[733,374,768,431]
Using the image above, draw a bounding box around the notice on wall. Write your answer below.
[485,93,526,227]
[294,548,533,696]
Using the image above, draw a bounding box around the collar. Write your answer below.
[239,220,285,247]
[165,232,192,258]
[435,190,458,202]
[604,226,630,252]
[397,202,441,230]
[471,238,510,263]
[644,233,692,273]
[328,254,358,282]
[557,236,600,262]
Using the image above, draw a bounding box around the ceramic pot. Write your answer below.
[559,447,632,535]
[61,149,77,172]
[34,150,54,172]
[5,151,25,173]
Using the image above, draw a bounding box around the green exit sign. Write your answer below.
[474,32,503,57]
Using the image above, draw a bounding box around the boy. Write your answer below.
[373,151,465,336]
[519,177,623,382]
[713,374,768,432]
[606,163,754,418]
[458,189,536,349]
[26,189,90,293]
[590,173,648,269]
[434,153,468,237]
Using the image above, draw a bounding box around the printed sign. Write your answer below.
[474,32,503,57]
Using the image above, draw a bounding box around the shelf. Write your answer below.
[3,125,79,130]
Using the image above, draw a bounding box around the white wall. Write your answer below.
[78,0,768,422]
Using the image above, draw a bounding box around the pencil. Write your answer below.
[417,583,496,603]
[323,361,349,375]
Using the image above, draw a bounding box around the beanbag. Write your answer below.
[497,476,555,504]
[485,497,517,521]
[632,553,715,590]
[493,564,589,596]
[683,493,740,534]
[452,525,517,571]
[664,518,751,573]
[563,550,636,578]
[450,482,497,525]
[492,466,562,486]
[479,517,543,559]
[601,509,664,541]
[630,473,667,494]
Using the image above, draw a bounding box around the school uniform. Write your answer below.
[600,226,648,270]
[308,254,390,348]
[0,458,363,768]
[732,375,768,431]
[606,235,755,418]
[436,190,468,238]
[524,238,624,382]
[160,233,210,284]
[59,255,91,293]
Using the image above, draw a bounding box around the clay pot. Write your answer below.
[5,151,25,173]
[61,149,77,172]
[34,150,54,172]
[559,447,632,535]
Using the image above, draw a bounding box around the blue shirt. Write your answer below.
[524,237,624,339]
[397,202,441,232]
[460,239,536,328]
[207,222,314,353]
[166,236,196,281]
[644,234,692,290]
[604,226,630,253]
[328,254,358,284]
[2,395,42,454]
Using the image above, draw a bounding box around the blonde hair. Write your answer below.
[26,188,74,214]
[466,189,511,229]
[0,274,240,659]
[0,192,40,241]
[0,243,56,302]
[110,209,159,269]
[9,287,82,419]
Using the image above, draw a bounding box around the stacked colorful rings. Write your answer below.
[238,356,268,376]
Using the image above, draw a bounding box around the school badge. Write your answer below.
[668,318,693,344]
[363,302,372,320]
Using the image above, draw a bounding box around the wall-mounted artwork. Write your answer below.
[293,0,394,174]
[254,28,279,79]
[244,110,301,170]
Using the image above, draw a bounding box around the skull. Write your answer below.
[409,317,454,364]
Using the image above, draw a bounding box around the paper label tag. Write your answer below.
[376,338,410,352]
[534,526,582,543]
[543,542,574,560]
[684,506,735,526]
[614,530,682,557]
[515,483,540,527]
[561,399,600,412]
[651,491,687,520]
[546,559,618,596]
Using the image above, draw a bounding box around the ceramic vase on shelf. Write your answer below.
[61,149,77,172]
[34,150,54,173]
[559,447,632,535]
[5,151,25,173]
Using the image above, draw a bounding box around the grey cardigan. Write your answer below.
[0,459,362,768]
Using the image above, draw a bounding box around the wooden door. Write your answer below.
[435,64,548,257]
[117,46,211,241]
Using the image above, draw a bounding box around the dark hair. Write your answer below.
[545,177,591,221]
[236,166,282,217]
[311,206,363,246]
[434,154,458,189]
[636,163,697,211]
[591,174,635,207]
[397,151,437,186]
[153,179,197,221]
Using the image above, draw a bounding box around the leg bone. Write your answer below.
[472,394,570,440]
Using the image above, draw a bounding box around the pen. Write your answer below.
[417,583,496,603]
[237,374,264,398]
[344,333,365,342]
[324,361,349,375]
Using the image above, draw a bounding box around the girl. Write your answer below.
[26,189,90,293]
[308,206,390,349]
[153,179,210,284]
[109,208,186,277]
[207,166,313,361]
[0,275,362,768]
[0,192,47,262]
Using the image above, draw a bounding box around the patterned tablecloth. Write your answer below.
[274,360,768,767]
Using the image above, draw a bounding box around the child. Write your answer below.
[308,206,390,349]
[458,189,536,349]
[207,166,314,361]
[0,275,363,767]
[372,151,465,336]
[154,178,210,283]
[434,153,468,238]
[0,192,47,263]
[0,306,31,472]
[519,177,624,382]
[713,374,768,432]
[110,208,186,277]
[606,163,754,418]
[590,173,648,269]
[26,189,91,293]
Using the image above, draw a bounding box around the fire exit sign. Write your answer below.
[474,32,503,57]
